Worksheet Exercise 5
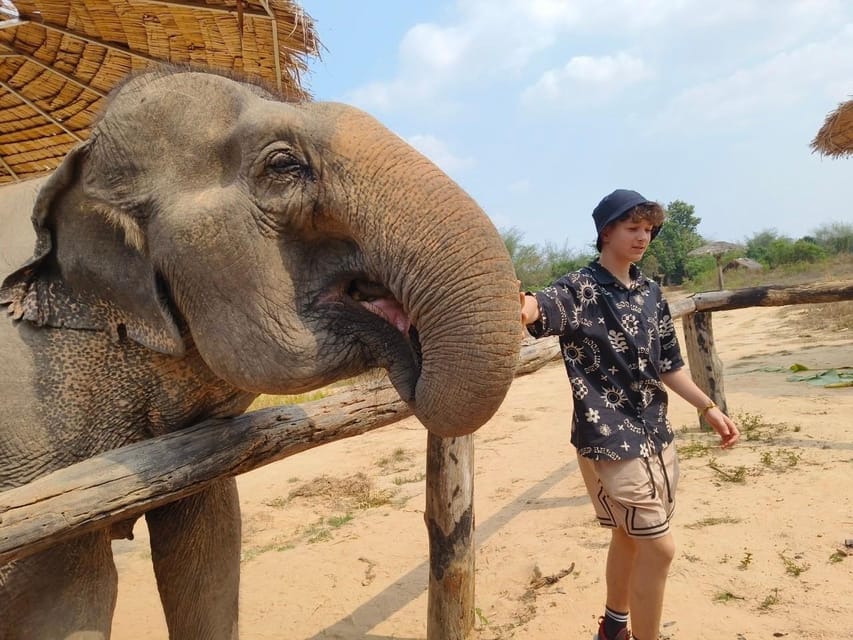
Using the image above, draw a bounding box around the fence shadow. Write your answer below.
[308,459,583,640]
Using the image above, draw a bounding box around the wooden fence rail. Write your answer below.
[1,278,851,639]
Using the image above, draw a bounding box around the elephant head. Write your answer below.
[0,68,520,437]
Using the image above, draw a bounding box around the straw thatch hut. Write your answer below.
[811,99,853,158]
[0,0,320,185]
[723,257,763,273]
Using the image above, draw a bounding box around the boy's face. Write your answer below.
[600,216,655,263]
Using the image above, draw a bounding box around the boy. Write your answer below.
[520,189,739,640]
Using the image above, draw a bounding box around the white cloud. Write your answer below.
[654,23,853,133]
[343,0,850,118]
[406,134,474,174]
[521,52,653,109]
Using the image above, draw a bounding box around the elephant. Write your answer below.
[0,68,521,639]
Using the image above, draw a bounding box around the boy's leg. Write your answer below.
[578,446,679,639]
[606,525,636,613]
[629,531,675,639]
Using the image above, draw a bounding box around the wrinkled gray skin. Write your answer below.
[0,69,520,639]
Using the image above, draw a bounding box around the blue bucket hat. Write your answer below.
[592,189,660,251]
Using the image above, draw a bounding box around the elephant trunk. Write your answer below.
[322,105,520,437]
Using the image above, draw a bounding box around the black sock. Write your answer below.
[604,606,629,638]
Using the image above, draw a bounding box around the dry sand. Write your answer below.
[104,302,853,639]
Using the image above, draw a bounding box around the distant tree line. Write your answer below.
[505,201,853,290]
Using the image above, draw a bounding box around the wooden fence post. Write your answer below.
[681,311,728,429]
[425,432,475,640]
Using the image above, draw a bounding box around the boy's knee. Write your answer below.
[639,533,676,564]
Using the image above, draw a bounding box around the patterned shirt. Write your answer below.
[527,260,685,461]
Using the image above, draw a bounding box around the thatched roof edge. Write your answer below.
[811,99,853,158]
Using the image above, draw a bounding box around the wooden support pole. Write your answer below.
[425,433,475,640]
[681,311,728,429]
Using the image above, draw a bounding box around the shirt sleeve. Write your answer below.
[526,277,579,338]
[657,295,685,373]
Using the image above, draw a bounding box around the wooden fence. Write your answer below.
[1,279,851,639]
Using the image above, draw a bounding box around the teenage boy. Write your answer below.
[520,189,739,640]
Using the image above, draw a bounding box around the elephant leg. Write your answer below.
[0,530,117,640]
[145,478,241,640]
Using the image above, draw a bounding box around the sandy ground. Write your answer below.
[107,302,853,639]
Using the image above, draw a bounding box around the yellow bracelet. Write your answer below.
[699,402,717,417]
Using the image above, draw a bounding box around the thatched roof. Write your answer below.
[723,257,763,272]
[811,99,853,158]
[0,0,320,185]
[687,241,742,258]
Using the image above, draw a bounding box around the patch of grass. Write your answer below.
[788,299,853,333]
[738,552,753,570]
[305,524,333,544]
[758,588,779,611]
[685,516,741,530]
[779,552,810,577]
[241,538,295,562]
[708,458,747,483]
[735,412,787,443]
[760,449,802,472]
[829,550,847,564]
[376,447,413,472]
[713,590,744,603]
[327,513,354,528]
[686,254,853,294]
[288,472,397,511]
[263,496,288,509]
[248,389,332,411]
[677,438,712,459]
[682,553,701,563]
[474,608,490,627]
[393,471,425,485]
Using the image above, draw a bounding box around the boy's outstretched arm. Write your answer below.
[660,367,740,448]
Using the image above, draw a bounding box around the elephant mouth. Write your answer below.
[336,277,423,401]
[347,279,411,334]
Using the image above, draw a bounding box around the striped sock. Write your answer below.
[603,606,629,639]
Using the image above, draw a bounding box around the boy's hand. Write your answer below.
[520,293,540,326]
[705,408,740,449]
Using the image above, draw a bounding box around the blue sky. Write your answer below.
[300,1,852,252]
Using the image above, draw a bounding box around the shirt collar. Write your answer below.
[588,259,648,290]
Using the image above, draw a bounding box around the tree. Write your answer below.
[641,200,703,284]
[501,227,594,289]
[812,222,853,254]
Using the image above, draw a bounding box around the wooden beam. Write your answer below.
[0,154,19,180]
[667,279,853,318]
[258,0,283,91]
[0,385,412,565]
[426,433,475,640]
[0,18,26,31]
[0,80,83,141]
[682,311,728,429]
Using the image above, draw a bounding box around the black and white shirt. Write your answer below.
[527,260,684,461]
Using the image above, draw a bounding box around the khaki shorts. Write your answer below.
[577,444,679,539]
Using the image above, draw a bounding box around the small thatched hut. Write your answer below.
[723,257,763,273]
[812,99,853,158]
[0,0,320,185]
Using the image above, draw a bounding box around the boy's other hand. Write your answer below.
[706,409,740,448]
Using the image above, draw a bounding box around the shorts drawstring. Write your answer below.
[658,449,674,504]
[643,456,657,500]
[644,447,674,504]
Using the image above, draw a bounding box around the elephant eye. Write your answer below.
[265,150,304,177]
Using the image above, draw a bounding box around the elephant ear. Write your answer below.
[0,142,185,356]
